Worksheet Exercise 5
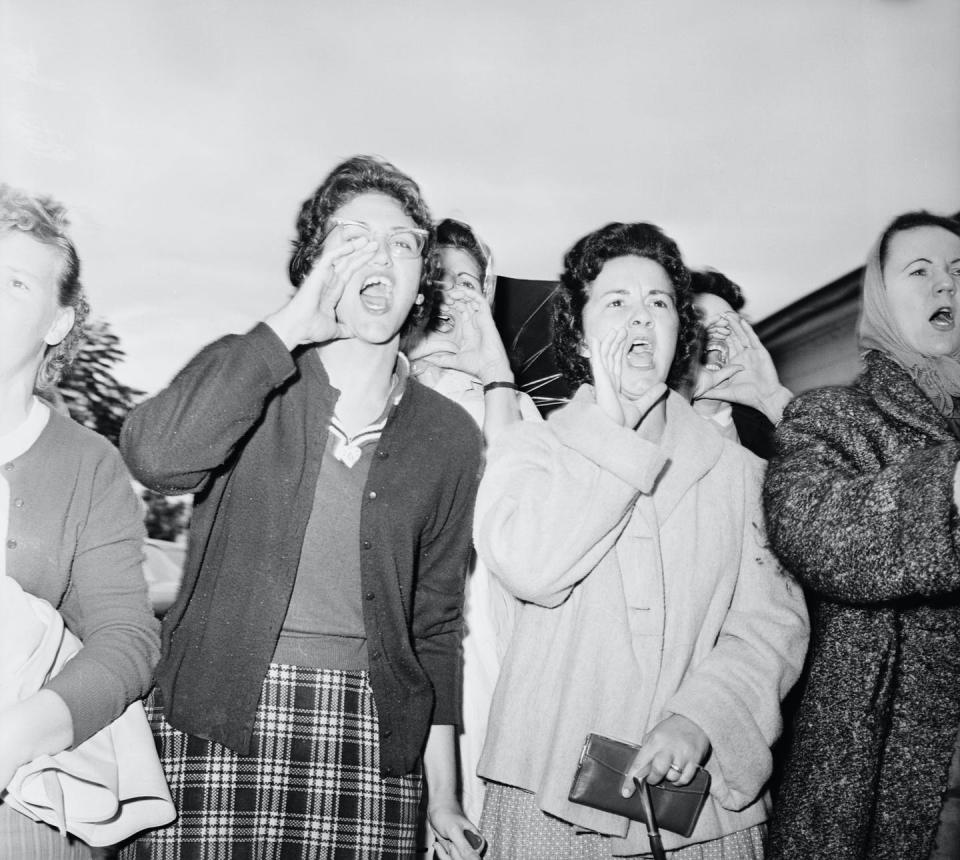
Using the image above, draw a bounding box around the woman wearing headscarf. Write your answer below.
[763,211,960,859]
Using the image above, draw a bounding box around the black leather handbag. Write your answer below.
[568,733,711,840]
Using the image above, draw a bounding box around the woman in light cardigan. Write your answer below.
[0,184,160,859]
[473,221,809,858]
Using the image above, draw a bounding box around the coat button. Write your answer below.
[382,728,392,738]
[362,540,371,550]
[366,591,376,601]
[377,450,388,459]
[14,498,24,508]
[6,539,16,549]
[368,490,377,500]
[3,463,12,471]
[370,650,381,660]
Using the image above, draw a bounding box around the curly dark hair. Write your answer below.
[689,268,745,313]
[0,184,89,389]
[288,155,440,336]
[878,210,960,269]
[551,222,697,391]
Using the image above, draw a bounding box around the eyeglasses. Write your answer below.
[438,271,485,295]
[326,219,428,259]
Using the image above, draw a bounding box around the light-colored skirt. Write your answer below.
[480,783,766,860]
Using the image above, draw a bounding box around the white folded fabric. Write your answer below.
[0,576,175,846]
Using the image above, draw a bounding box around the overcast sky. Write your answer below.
[2,0,958,394]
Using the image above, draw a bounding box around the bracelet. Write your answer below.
[482,380,518,394]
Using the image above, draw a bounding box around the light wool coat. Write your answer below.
[475,387,809,854]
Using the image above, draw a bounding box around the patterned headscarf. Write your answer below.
[857,230,960,416]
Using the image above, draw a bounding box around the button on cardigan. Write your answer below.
[119,323,483,776]
[2,406,158,747]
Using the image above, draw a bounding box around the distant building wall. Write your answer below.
[753,268,863,394]
[754,209,960,395]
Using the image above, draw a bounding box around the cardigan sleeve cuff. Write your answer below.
[665,688,772,810]
[45,667,116,748]
[245,321,300,384]
[549,400,667,491]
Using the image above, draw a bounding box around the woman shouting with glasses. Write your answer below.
[119,156,485,860]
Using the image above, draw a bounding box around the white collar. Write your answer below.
[0,397,51,465]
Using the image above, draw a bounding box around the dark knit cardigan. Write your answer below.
[763,350,960,859]
[119,323,483,776]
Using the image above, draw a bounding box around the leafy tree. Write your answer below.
[57,318,143,447]
[141,489,192,542]
[55,318,192,541]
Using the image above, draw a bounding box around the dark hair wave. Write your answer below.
[551,221,697,390]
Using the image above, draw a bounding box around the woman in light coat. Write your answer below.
[474,221,809,858]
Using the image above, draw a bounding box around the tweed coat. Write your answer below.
[763,350,960,859]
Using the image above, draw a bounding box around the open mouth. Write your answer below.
[625,338,655,369]
[434,313,455,334]
[930,307,955,331]
[704,341,728,371]
[359,275,393,313]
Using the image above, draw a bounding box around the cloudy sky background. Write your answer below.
[2,0,958,394]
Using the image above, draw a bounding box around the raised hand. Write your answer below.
[588,327,630,425]
[265,235,378,349]
[693,313,792,425]
[587,328,667,429]
[424,286,513,384]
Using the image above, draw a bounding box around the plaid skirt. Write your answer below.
[121,664,422,860]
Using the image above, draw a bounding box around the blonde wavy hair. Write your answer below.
[0,184,89,389]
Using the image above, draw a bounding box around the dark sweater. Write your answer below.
[763,350,960,859]
[119,323,483,776]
